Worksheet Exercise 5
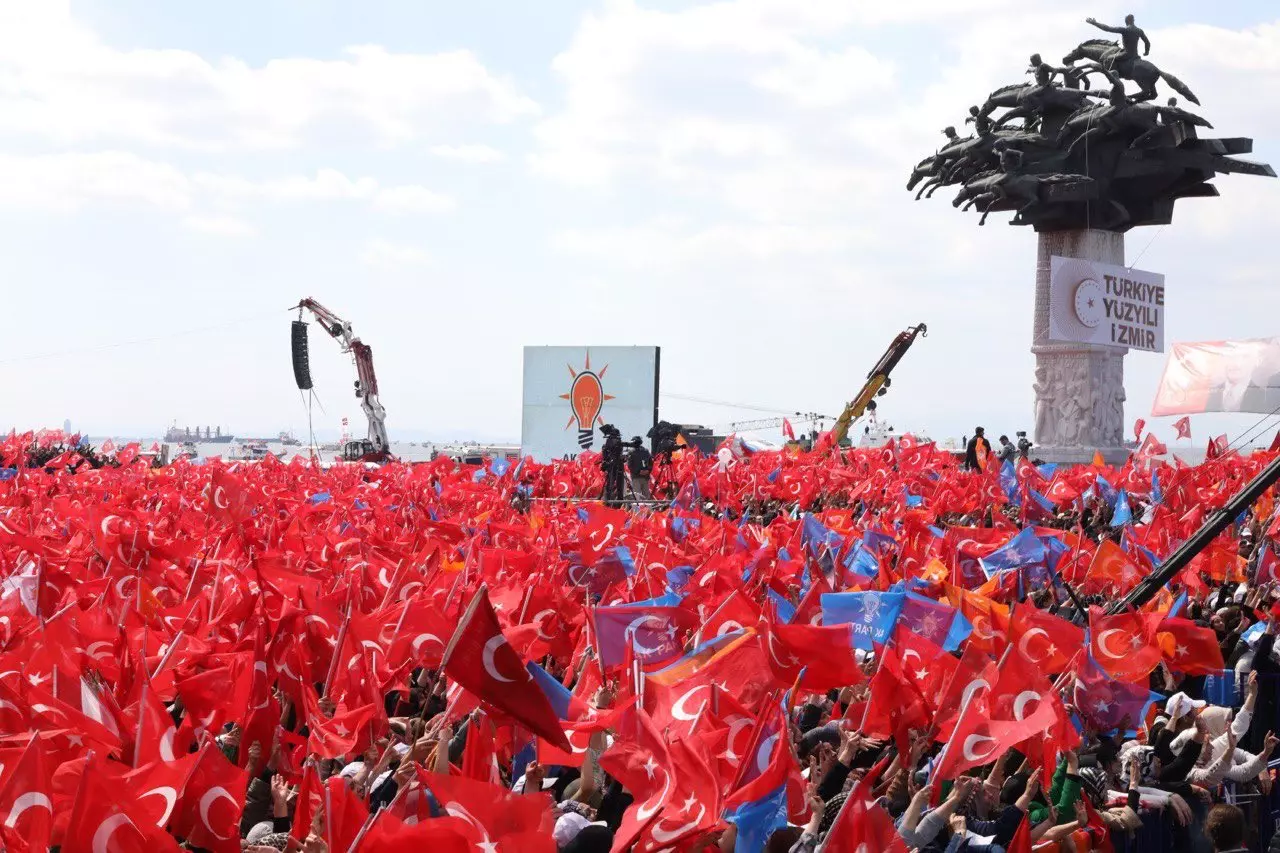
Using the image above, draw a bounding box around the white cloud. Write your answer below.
[0,155,454,222]
[0,150,190,212]
[0,2,539,151]
[371,185,456,215]
[429,144,506,163]
[553,220,865,266]
[183,214,256,237]
[193,168,455,214]
[361,238,433,270]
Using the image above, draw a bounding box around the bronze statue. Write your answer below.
[1064,22,1198,105]
[908,13,1273,231]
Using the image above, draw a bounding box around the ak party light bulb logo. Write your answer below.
[561,351,615,450]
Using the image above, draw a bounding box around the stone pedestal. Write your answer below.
[1031,229,1129,465]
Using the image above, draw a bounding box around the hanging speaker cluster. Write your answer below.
[291,320,313,391]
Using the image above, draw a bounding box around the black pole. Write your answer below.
[1107,452,1280,614]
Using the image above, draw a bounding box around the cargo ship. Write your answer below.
[164,423,234,443]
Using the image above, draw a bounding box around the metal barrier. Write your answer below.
[1103,669,1280,852]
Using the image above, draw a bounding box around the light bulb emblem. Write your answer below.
[560,351,615,450]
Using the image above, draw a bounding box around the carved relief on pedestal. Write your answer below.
[1033,348,1126,450]
[1095,354,1126,447]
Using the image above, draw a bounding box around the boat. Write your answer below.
[164,422,234,443]
[856,416,931,448]
[240,431,302,446]
[227,441,280,462]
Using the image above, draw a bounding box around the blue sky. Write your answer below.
[3,0,1279,448]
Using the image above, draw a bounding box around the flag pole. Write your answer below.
[439,584,487,673]
[324,587,354,698]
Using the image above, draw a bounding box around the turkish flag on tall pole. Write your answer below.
[1173,417,1192,440]
[441,585,571,750]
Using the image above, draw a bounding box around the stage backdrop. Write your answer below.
[521,346,660,462]
[1152,338,1280,416]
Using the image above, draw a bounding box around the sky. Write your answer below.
[2,0,1279,448]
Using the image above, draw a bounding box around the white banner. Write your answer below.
[1048,256,1165,352]
[521,346,659,462]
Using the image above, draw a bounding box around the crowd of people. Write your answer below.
[0,427,1278,853]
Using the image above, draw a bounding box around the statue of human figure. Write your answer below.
[1033,364,1057,445]
[1085,14,1150,74]
[1028,54,1086,89]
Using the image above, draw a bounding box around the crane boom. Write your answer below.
[727,412,833,432]
[295,299,391,462]
[830,323,927,446]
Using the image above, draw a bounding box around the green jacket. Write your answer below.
[1028,760,1082,825]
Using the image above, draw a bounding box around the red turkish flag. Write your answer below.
[1133,419,1146,442]
[698,590,761,642]
[822,793,908,853]
[0,738,53,851]
[933,697,1057,781]
[1157,617,1225,675]
[208,468,254,524]
[174,654,253,743]
[441,586,570,750]
[121,680,179,769]
[359,812,472,853]
[1007,813,1033,853]
[417,768,555,852]
[1173,417,1192,440]
[1008,607,1083,675]
[386,600,454,669]
[323,776,369,853]
[638,736,723,851]
[171,744,247,853]
[599,705,675,850]
[768,622,864,692]
[120,752,201,831]
[62,756,183,853]
[1085,539,1146,594]
[307,702,379,760]
[1089,607,1162,683]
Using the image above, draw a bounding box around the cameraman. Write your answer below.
[628,436,653,500]
[599,425,625,506]
[1016,431,1033,460]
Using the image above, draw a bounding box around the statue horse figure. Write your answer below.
[1063,39,1199,105]
[954,168,1096,226]
[977,82,1098,128]
[1056,87,1213,154]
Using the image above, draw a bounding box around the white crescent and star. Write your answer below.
[482,635,515,683]
[959,678,990,710]
[1017,628,1051,663]
[139,786,178,827]
[649,804,706,844]
[1012,690,1040,721]
[962,733,998,763]
[1095,629,1131,660]
[4,791,51,829]
[756,733,780,774]
[93,814,131,853]
[444,801,496,850]
[671,685,709,722]
[531,609,557,641]
[766,631,799,670]
[411,633,443,659]
[636,768,673,822]
[625,615,671,657]
[198,786,237,838]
